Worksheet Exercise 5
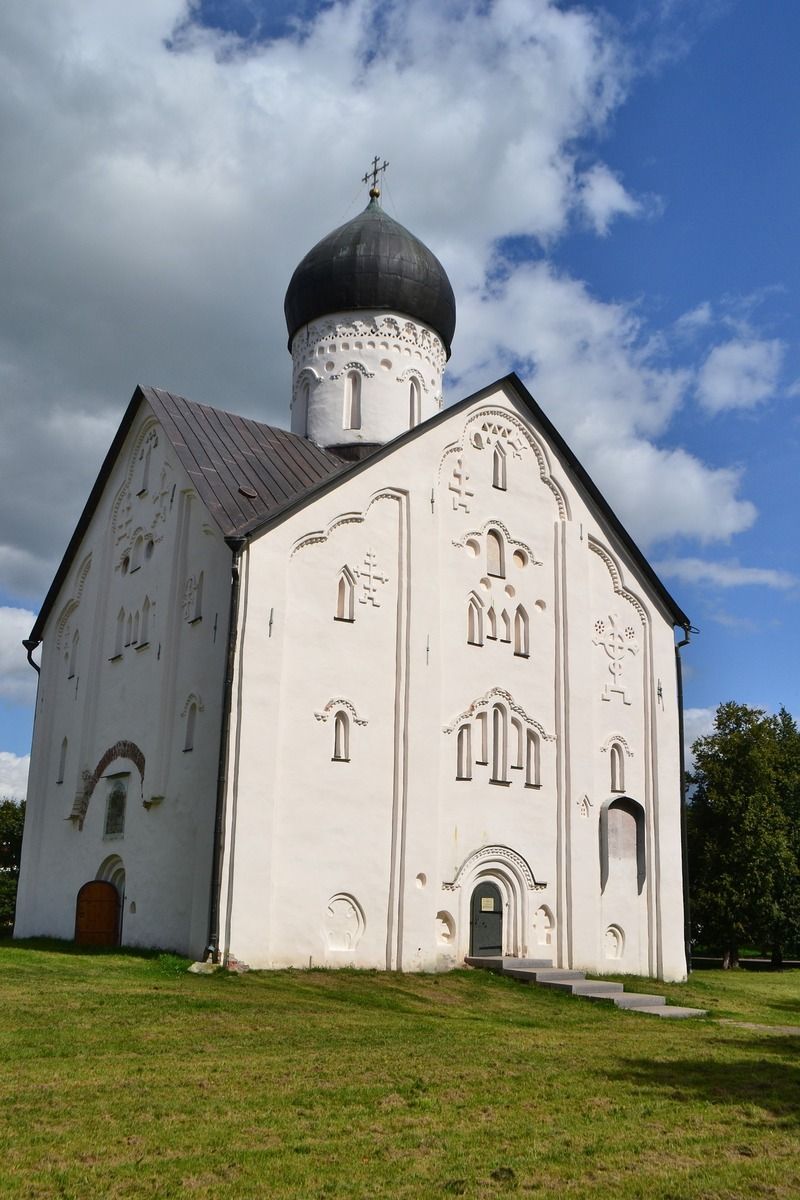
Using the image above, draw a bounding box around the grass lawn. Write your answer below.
[0,942,798,1199]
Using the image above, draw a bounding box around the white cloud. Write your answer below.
[674,301,712,336]
[579,163,642,235]
[655,557,797,590]
[696,338,784,414]
[0,608,38,705]
[683,706,715,771]
[0,752,29,800]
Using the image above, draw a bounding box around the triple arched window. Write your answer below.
[456,706,542,788]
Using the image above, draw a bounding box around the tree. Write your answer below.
[0,797,26,932]
[687,703,800,968]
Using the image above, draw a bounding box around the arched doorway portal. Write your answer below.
[74,881,120,947]
[469,880,503,956]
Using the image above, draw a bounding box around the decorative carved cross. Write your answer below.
[593,612,638,704]
[449,456,475,512]
[357,548,388,606]
[363,156,389,192]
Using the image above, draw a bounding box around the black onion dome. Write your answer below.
[284,198,456,356]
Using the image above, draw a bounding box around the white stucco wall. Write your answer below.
[219,379,688,981]
[15,402,232,958]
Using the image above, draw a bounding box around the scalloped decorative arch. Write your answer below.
[69,740,145,828]
[443,845,546,892]
[443,687,554,741]
[314,698,368,727]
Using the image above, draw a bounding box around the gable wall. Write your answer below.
[15,404,232,957]
[221,381,686,979]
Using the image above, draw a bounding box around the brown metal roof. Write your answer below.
[141,387,347,538]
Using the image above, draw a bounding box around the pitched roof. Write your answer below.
[29,386,347,641]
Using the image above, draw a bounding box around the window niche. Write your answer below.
[456,725,472,780]
[486,528,505,578]
[184,702,198,752]
[610,742,625,793]
[57,737,68,784]
[492,443,507,490]
[600,797,646,894]
[513,606,529,657]
[335,567,356,622]
[409,377,421,428]
[466,593,483,646]
[67,631,79,679]
[104,777,128,839]
[332,711,350,762]
[525,730,541,788]
[490,704,509,784]
[343,371,362,430]
[112,608,125,659]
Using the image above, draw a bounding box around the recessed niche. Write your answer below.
[415,873,427,889]
[465,538,480,558]
[380,358,392,371]
[325,361,335,372]
[479,577,491,591]
[504,584,516,598]
[341,341,350,350]
[512,549,528,569]
[535,599,547,612]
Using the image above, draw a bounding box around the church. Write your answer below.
[14,171,691,981]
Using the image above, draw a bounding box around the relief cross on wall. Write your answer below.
[356,548,388,607]
[449,456,475,512]
[593,612,638,705]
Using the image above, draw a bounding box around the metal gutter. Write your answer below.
[675,621,696,975]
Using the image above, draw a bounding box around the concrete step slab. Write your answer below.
[542,979,623,995]
[502,957,554,969]
[464,956,505,972]
[609,992,666,1008]
[519,968,587,983]
[627,1004,708,1018]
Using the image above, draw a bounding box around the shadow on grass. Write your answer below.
[606,1055,800,1127]
[0,935,189,964]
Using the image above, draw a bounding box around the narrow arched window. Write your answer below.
[500,609,511,643]
[476,711,489,765]
[511,717,524,770]
[131,535,144,572]
[132,611,140,645]
[409,377,421,428]
[487,528,505,578]
[456,726,472,780]
[486,606,497,640]
[192,571,204,622]
[57,737,67,784]
[138,444,152,495]
[336,568,355,622]
[184,702,197,752]
[610,743,625,793]
[526,730,541,787]
[514,606,529,657]
[491,704,508,783]
[343,371,362,430]
[333,711,350,761]
[467,594,483,645]
[140,597,151,645]
[68,631,79,679]
[492,443,507,490]
[114,608,125,657]
[125,613,133,647]
[296,378,310,435]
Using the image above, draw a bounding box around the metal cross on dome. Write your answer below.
[363,155,389,196]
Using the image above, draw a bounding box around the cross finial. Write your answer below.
[362,155,389,199]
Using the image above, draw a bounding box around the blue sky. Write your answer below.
[0,0,798,793]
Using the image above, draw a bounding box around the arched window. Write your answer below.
[343,371,362,430]
[456,726,472,780]
[467,594,483,646]
[114,608,125,657]
[492,443,507,490]
[600,798,646,894]
[486,605,497,640]
[184,702,197,752]
[130,535,144,572]
[486,528,505,578]
[475,711,489,765]
[409,377,421,428]
[526,730,541,787]
[192,572,204,622]
[491,703,508,783]
[335,568,356,622]
[138,444,152,495]
[500,609,511,643]
[333,711,350,761]
[514,606,530,657]
[140,596,151,645]
[511,717,524,770]
[132,611,140,645]
[296,378,310,435]
[57,737,68,784]
[68,631,79,679]
[125,613,133,647]
[610,743,625,793]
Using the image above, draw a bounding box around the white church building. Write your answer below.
[15,179,692,981]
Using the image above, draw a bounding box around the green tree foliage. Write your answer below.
[0,797,26,931]
[687,703,800,967]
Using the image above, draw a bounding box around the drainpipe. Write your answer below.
[205,537,245,963]
[675,622,696,976]
[22,639,41,674]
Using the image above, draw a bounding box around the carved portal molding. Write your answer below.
[442,687,554,741]
[437,405,570,520]
[290,488,405,557]
[452,519,541,566]
[314,698,368,727]
[443,845,546,892]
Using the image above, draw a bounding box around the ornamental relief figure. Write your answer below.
[593,612,638,705]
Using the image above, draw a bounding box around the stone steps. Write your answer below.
[465,955,707,1019]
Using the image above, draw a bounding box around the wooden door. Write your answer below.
[74,881,120,947]
[469,881,503,956]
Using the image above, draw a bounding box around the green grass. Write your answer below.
[0,942,798,1199]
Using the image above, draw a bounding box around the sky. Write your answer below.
[1,0,798,797]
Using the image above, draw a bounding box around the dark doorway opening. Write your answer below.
[469,880,503,956]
